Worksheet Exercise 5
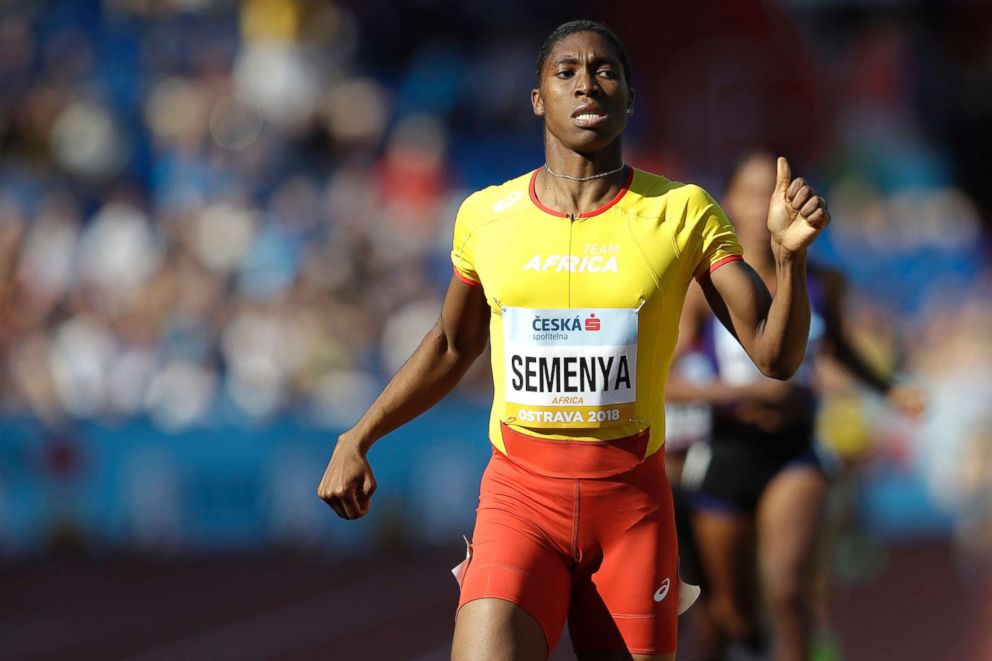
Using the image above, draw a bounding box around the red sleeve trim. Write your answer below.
[709,254,743,273]
[453,267,482,288]
[695,254,743,281]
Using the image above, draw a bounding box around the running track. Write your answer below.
[0,541,988,660]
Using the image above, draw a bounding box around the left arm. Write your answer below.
[699,157,830,380]
[819,268,891,394]
[818,267,926,416]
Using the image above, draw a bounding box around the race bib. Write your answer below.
[503,307,638,428]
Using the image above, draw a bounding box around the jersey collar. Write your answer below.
[528,166,634,218]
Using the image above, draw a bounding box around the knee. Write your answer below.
[706,592,755,640]
[764,575,810,620]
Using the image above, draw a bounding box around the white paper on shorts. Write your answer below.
[450,534,471,587]
[678,578,701,615]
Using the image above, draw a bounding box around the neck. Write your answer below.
[537,138,626,216]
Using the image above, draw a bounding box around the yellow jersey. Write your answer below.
[451,167,743,456]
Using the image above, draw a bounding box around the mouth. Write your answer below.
[572,106,608,128]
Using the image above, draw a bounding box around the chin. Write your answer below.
[557,128,622,154]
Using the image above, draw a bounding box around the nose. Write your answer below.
[574,67,601,97]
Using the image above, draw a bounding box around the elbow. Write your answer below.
[757,354,803,381]
[760,364,796,381]
[440,328,487,366]
[448,339,487,365]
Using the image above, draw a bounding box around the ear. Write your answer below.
[626,87,636,116]
[531,88,545,117]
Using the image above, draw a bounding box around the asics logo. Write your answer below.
[653,578,670,602]
[493,192,523,212]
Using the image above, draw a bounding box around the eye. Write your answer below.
[555,69,575,79]
[597,68,616,79]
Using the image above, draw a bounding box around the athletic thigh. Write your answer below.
[756,465,828,594]
[453,597,548,661]
[691,509,756,631]
[456,452,574,655]
[569,455,680,657]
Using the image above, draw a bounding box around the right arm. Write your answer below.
[664,282,794,406]
[317,274,490,519]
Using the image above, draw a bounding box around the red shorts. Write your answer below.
[455,424,680,655]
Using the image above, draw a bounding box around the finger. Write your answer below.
[790,185,813,210]
[804,208,829,229]
[355,493,372,517]
[350,474,375,517]
[319,486,349,519]
[317,486,331,505]
[799,195,824,218]
[326,496,347,519]
[787,177,807,200]
[363,472,377,498]
[776,156,791,192]
[341,491,363,519]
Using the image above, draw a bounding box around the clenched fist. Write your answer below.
[317,435,377,519]
[767,157,830,254]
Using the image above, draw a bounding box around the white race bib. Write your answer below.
[503,307,638,428]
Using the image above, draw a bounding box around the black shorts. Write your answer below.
[680,428,828,516]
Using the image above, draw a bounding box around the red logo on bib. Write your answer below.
[584,314,601,331]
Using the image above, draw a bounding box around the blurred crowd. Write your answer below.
[0,0,990,545]
[0,0,502,432]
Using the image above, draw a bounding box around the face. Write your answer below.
[532,31,633,153]
[725,155,776,244]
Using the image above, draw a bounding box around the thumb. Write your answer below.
[362,470,377,497]
[776,156,791,193]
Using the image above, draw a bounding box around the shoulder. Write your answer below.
[457,170,534,224]
[670,181,720,211]
[624,169,719,217]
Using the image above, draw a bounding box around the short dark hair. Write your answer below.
[535,20,631,85]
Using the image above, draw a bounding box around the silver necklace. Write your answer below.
[544,162,626,182]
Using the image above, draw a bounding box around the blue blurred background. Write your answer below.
[0,1,990,659]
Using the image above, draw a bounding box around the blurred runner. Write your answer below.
[667,152,923,661]
[318,23,830,661]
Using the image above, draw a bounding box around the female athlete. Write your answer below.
[667,153,923,661]
[318,21,830,661]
